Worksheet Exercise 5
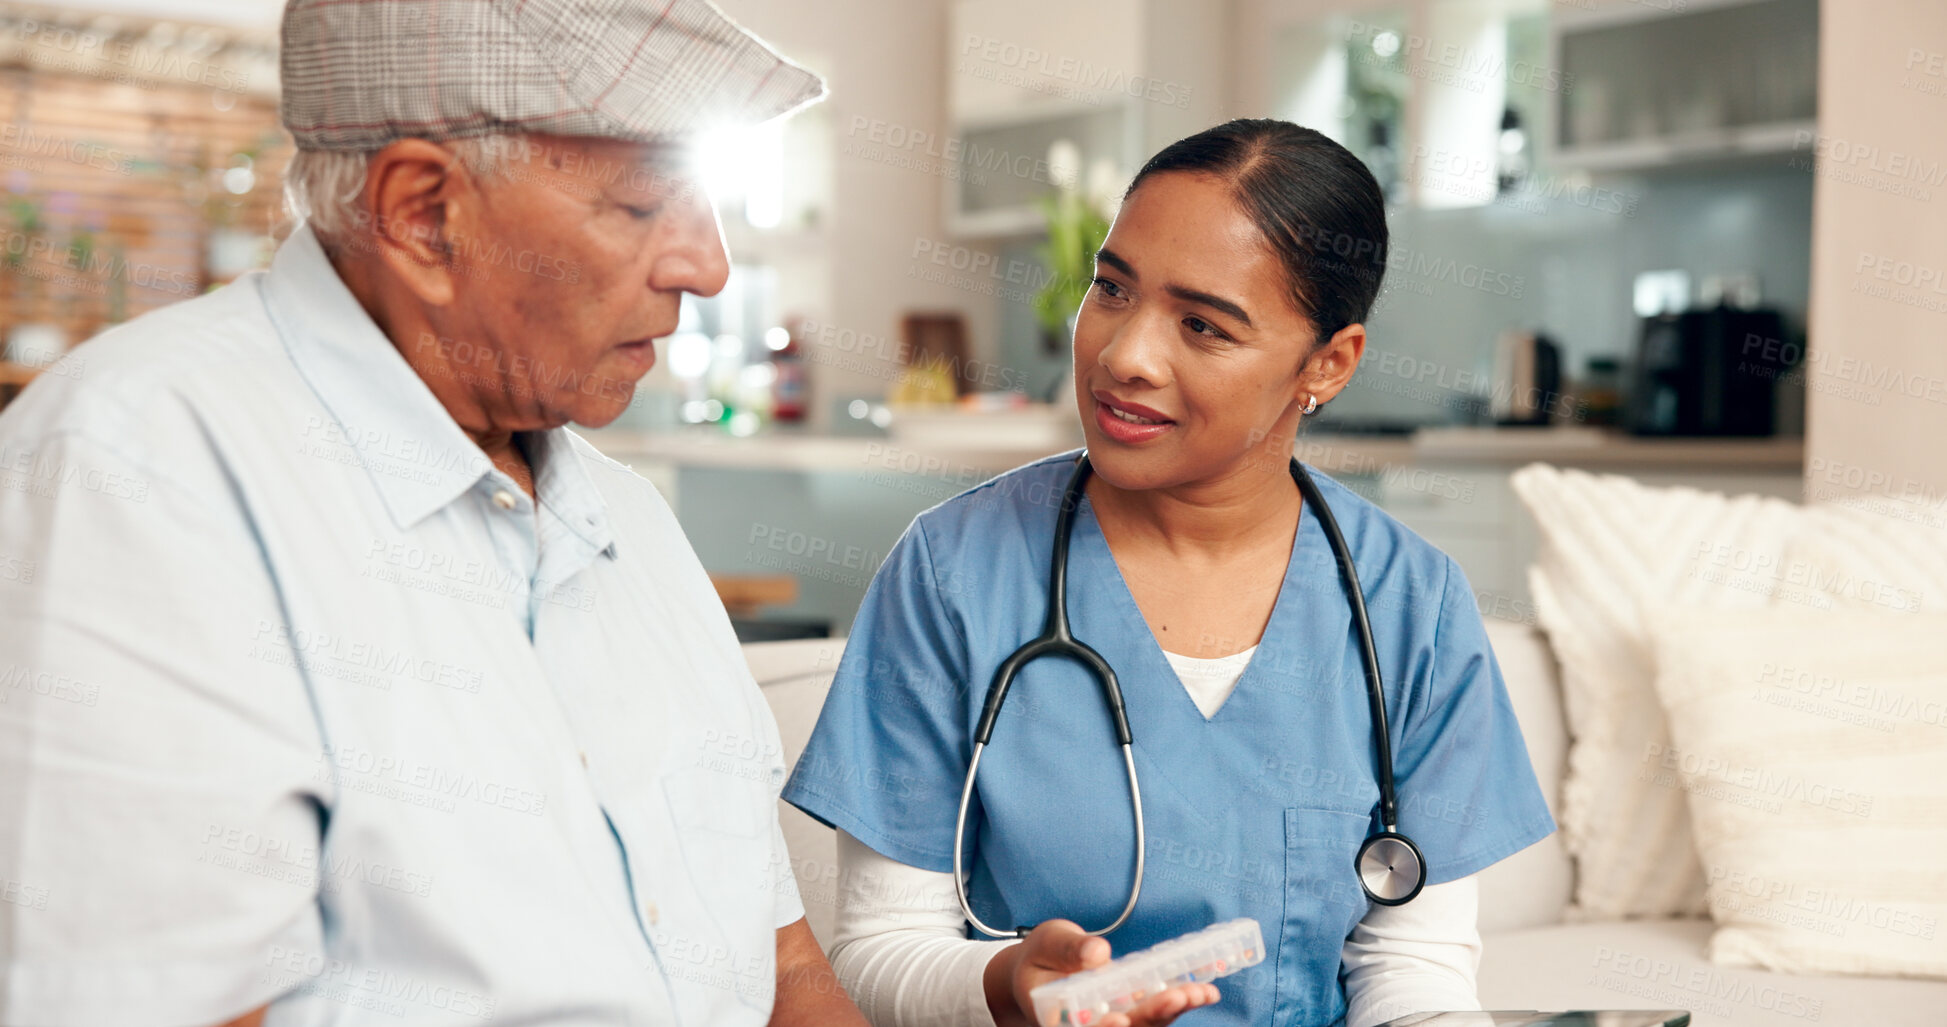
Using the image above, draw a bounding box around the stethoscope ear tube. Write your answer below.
[971,458,1132,749]
[953,742,1021,938]
[957,455,1141,938]
[954,738,1145,938]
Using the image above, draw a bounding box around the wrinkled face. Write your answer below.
[423,135,728,429]
[1073,171,1322,491]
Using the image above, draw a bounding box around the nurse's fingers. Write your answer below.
[1021,918,1112,972]
[1107,982,1222,1027]
[1010,920,1123,1023]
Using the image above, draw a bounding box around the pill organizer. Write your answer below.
[1028,918,1264,1027]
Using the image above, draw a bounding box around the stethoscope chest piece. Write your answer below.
[1356,831,1426,906]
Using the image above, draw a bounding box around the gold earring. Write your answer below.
[1302,394,1318,415]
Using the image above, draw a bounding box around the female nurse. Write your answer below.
[781,119,1555,1027]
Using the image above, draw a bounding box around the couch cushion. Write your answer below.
[745,638,845,946]
[1475,618,1574,934]
[1511,465,1806,920]
[1650,607,1947,979]
[1480,919,1947,1026]
[1786,492,1947,615]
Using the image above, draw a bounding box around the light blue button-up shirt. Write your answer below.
[0,227,802,1027]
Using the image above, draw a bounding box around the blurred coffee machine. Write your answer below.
[1626,271,1795,436]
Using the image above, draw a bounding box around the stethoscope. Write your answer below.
[952,453,1426,939]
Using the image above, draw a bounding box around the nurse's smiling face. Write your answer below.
[1073,170,1365,492]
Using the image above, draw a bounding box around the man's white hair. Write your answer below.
[282,134,525,241]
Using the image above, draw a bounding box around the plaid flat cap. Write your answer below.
[280,0,826,151]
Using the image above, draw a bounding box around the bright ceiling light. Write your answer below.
[698,120,786,229]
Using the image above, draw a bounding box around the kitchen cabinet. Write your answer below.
[943,0,1227,236]
[1549,0,1818,171]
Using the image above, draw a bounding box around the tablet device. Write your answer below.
[1378,1013,1689,1027]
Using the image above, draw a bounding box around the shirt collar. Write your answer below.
[261,225,614,558]
[262,225,492,529]
[529,428,619,561]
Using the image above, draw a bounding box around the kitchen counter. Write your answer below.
[585,427,1061,476]
[1405,426,1803,469]
[586,424,1805,635]
[582,425,1804,474]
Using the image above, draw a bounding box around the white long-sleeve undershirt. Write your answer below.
[826,833,1484,1027]
[824,648,1485,1027]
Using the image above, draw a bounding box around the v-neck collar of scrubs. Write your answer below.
[1062,481,1359,839]
[1070,484,1336,727]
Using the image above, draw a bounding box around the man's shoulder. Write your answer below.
[0,274,320,504]
[560,429,670,517]
[3,274,289,440]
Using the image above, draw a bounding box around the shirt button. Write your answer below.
[492,489,517,510]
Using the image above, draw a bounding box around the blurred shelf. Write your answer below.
[1551,120,1818,173]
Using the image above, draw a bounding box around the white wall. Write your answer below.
[1803,0,1947,504]
[719,0,1001,427]
[1142,0,1240,151]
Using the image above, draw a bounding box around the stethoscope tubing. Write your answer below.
[953,740,1146,939]
[1288,458,1400,834]
[952,451,1419,938]
[957,457,1145,938]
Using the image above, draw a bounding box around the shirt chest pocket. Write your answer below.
[657,763,783,1015]
[1276,806,1373,1026]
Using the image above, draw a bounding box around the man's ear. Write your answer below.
[1298,322,1367,407]
[358,138,481,307]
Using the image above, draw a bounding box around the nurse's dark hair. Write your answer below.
[1125,118,1388,344]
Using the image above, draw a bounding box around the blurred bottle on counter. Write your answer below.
[767,319,809,423]
[1568,357,1626,427]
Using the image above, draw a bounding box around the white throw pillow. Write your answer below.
[1785,494,1947,615]
[1650,606,1947,979]
[1510,465,1804,919]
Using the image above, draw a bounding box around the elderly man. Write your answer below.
[0,2,868,1025]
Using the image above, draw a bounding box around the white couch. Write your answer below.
[744,624,1947,1025]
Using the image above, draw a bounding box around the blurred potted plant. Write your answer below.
[2,177,65,370]
[1031,140,1112,355]
[62,209,104,338]
[3,172,42,310]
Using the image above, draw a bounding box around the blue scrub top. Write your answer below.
[783,452,1555,1026]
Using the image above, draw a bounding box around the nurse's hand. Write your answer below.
[984,918,1222,1027]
